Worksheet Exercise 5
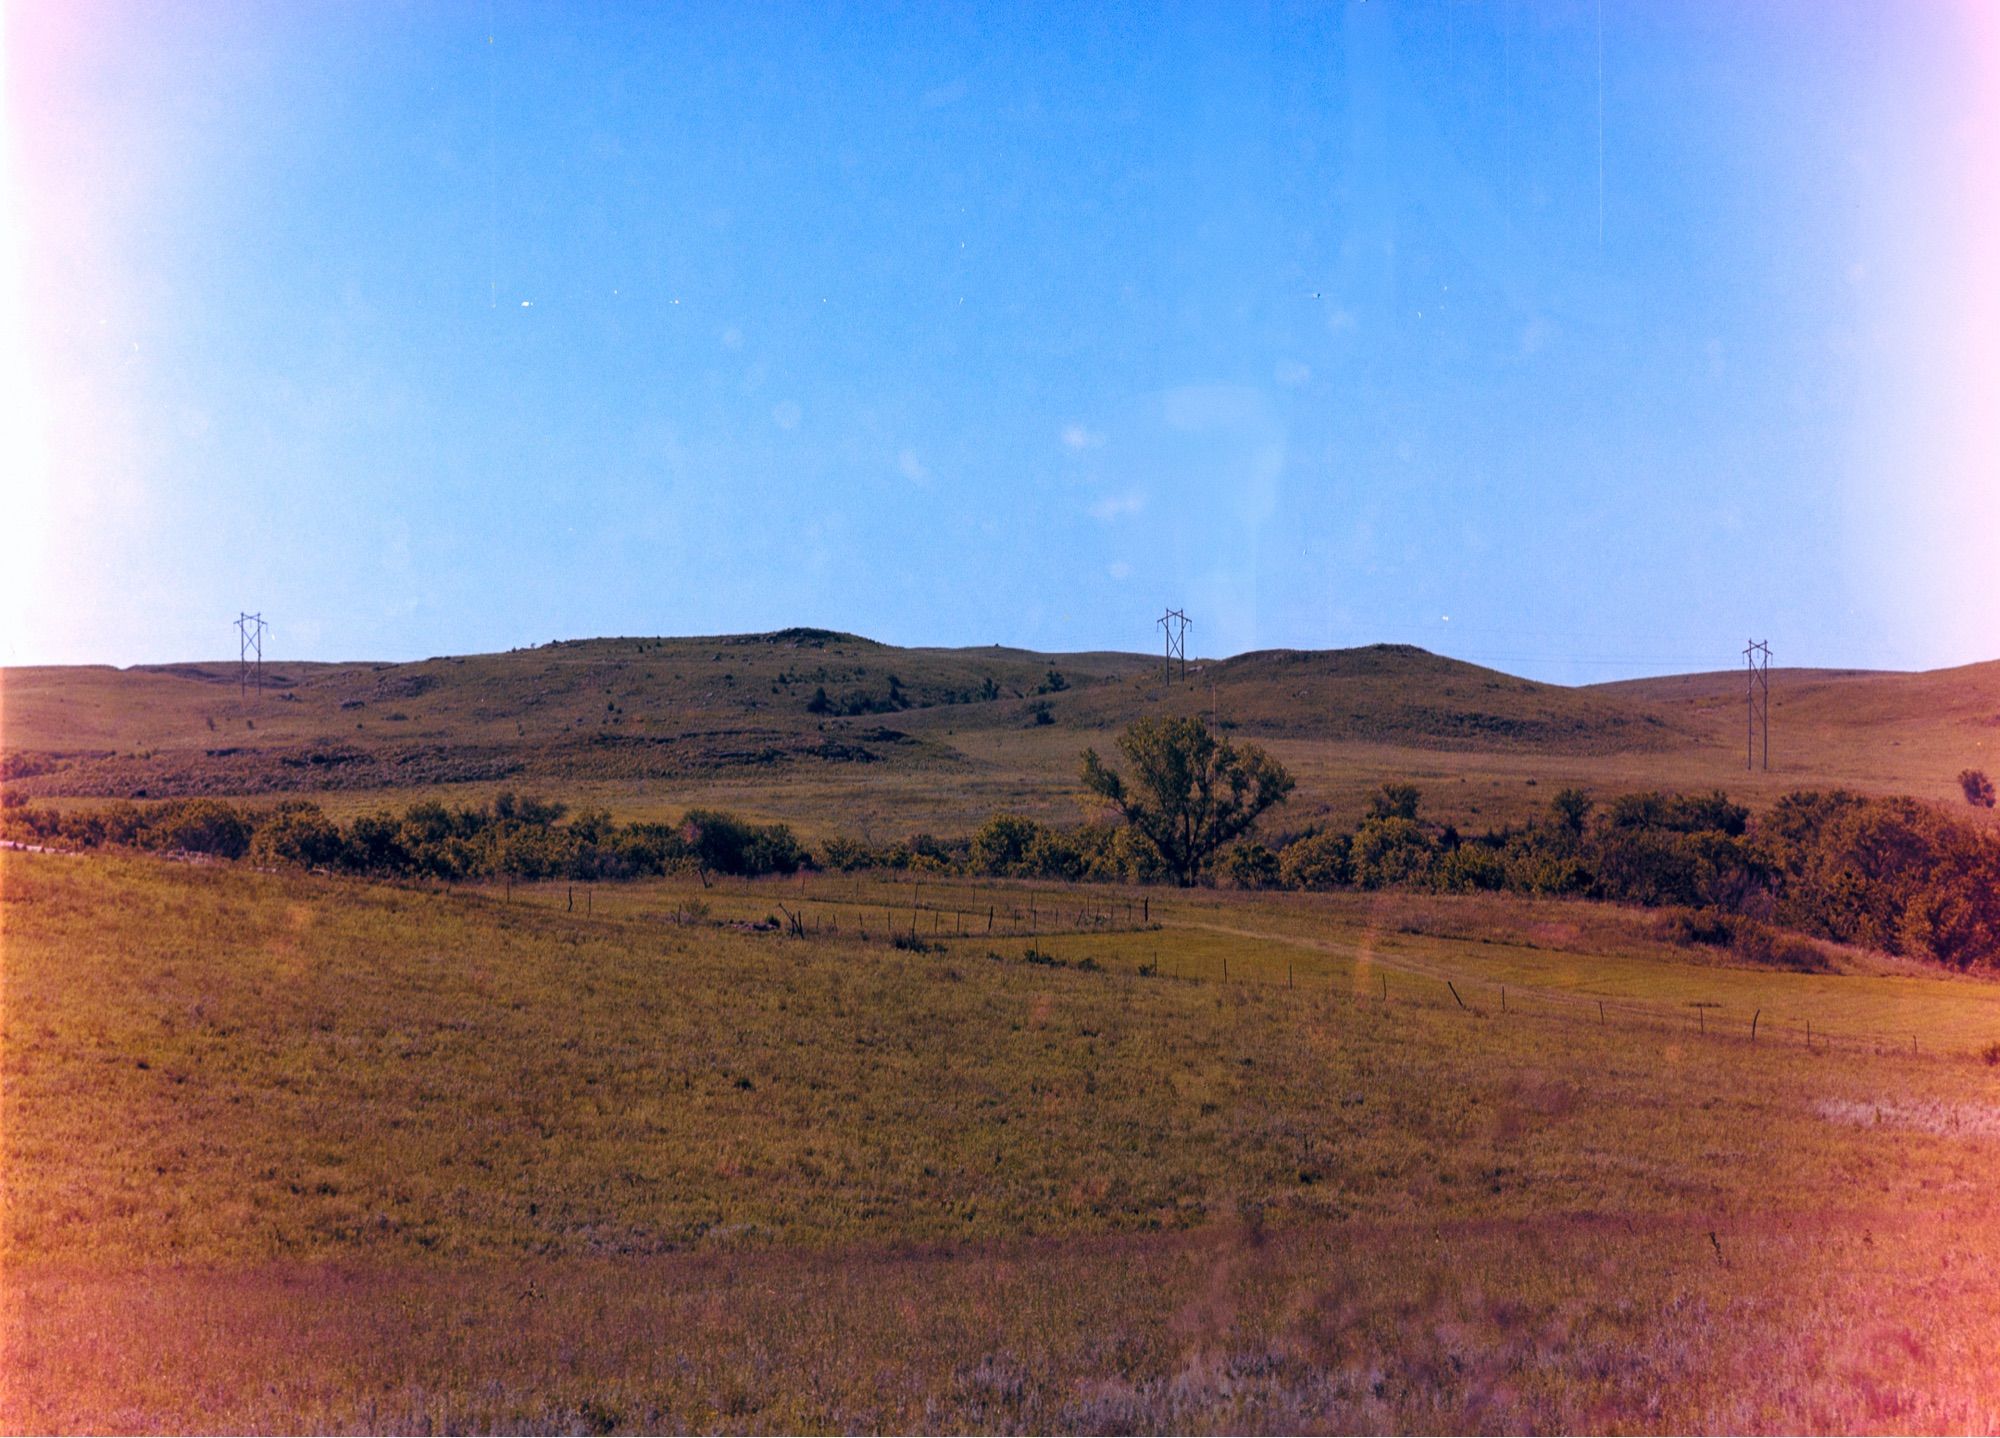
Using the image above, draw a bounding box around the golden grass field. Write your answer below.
[10,848,2000,1431]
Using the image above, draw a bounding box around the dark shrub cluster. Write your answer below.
[1251,782,2000,969]
[1,792,806,884]
[2,797,254,860]
[967,814,1164,884]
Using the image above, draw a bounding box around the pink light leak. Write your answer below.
[1844,4,2000,663]
[1950,0,2000,520]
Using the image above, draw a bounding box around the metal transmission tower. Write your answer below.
[1158,608,1191,684]
[1743,639,1771,771]
[236,612,269,699]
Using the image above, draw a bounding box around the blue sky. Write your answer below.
[8,1,1997,680]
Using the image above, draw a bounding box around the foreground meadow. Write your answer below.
[7,851,2000,1431]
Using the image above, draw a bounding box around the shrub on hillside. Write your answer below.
[818,835,874,872]
[1544,787,1593,847]
[248,802,345,869]
[1219,842,1281,890]
[1960,769,1996,808]
[1729,919,1832,973]
[149,799,253,859]
[492,822,586,880]
[493,791,567,825]
[1897,866,2000,970]
[680,808,808,877]
[1759,789,2000,966]
[1607,790,1749,836]
[1103,824,1167,884]
[972,815,1040,876]
[887,832,965,874]
[1660,907,1737,947]
[1500,843,1593,896]
[1368,782,1423,821]
[1024,827,1087,882]
[1433,843,1507,893]
[1587,827,1764,910]
[1278,830,1352,891]
[1350,816,1435,889]
[342,813,411,874]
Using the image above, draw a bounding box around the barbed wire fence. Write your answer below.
[474,872,1963,1063]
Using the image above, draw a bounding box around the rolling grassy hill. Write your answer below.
[5,630,1999,834]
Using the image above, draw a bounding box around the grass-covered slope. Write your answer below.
[9,633,2000,834]
[0,630,1151,798]
[1598,660,2000,809]
[11,851,2000,1430]
[2,634,1684,801]
[1036,644,1685,749]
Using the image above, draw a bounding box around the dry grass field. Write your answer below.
[9,849,2000,1431]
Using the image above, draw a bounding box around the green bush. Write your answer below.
[972,815,1040,876]
[818,835,874,872]
[150,799,253,859]
[1368,783,1423,821]
[1278,831,1352,890]
[1433,843,1507,893]
[1350,817,1435,889]
[1025,827,1086,882]
[680,809,807,877]
[1219,842,1281,890]
[248,802,345,869]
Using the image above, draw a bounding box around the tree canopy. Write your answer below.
[1080,716,1294,886]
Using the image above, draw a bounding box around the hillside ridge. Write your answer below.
[5,632,1997,820]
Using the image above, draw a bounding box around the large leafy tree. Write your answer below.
[1080,717,1294,886]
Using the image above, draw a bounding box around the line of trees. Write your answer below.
[9,717,2000,969]
[0,793,807,883]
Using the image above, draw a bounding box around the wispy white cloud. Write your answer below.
[1088,491,1143,521]
[898,448,930,484]
[922,77,969,109]
[1061,422,1104,450]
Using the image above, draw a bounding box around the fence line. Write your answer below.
[472,876,1956,1062]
